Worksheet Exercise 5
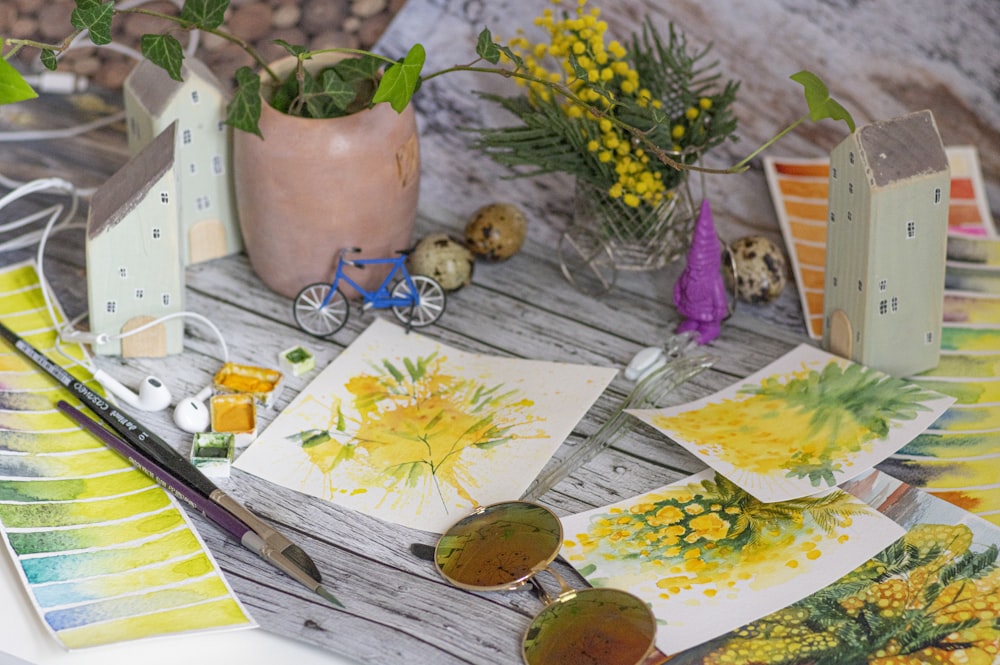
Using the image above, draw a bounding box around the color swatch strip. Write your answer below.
[0,261,253,649]
[765,153,1000,526]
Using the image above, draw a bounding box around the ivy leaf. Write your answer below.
[70,0,114,45]
[227,66,263,138]
[274,38,308,58]
[790,70,856,133]
[372,43,425,113]
[334,54,382,83]
[476,28,501,64]
[0,57,38,105]
[141,34,185,82]
[179,0,229,29]
[496,44,524,70]
[40,50,58,71]
[307,69,355,116]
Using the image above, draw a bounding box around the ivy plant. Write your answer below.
[0,0,853,173]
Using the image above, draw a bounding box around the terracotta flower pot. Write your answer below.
[233,55,420,299]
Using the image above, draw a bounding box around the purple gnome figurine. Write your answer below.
[674,199,728,344]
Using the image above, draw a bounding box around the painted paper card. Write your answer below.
[560,469,904,656]
[628,344,954,502]
[764,147,995,339]
[0,261,253,649]
[879,246,1000,526]
[669,468,1000,664]
[234,318,618,533]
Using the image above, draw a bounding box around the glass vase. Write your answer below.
[559,179,696,293]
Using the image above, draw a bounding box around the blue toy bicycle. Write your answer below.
[293,247,446,337]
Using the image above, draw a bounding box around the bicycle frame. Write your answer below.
[321,254,421,310]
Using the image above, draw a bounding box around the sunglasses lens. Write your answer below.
[522,588,656,665]
[435,501,562,590]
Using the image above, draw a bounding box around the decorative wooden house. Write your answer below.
[86,123,185,357]
[822,109,950,376]
[124,57,242,265]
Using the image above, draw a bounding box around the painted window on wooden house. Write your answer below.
[925,331,934,344]
[879,279,887,292]
[879,299,888,315]
[189,162,197,175]
[891,296,899,312]
[182,129,193,144]
[134,288,144,300]
[106,301,117,314]
[934,187,943,204]
[191,90,200,104]
[160,192,169,204]
[161,293,171,306]
[906,220,916,238]
[212,155,224,175]
[196,196,211,211]
[152,227,161,239]
[118,267,127,279]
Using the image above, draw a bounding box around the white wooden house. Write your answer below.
[822,109,950,376]
[124,57,242,265]
[86,123,185,358]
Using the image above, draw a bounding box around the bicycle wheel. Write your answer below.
[391,275,446,328]
[293,283,349,337]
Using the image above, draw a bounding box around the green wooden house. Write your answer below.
[822,109,950,376]
[85,123,185,357]
[124,58,242,266]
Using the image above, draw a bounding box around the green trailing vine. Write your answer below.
[1,0,854,178]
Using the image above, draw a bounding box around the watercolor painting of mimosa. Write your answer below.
[0,261,253,649]
[560,468,905,656]
[628,345,954,503]
[234,318,617,533]
[668,468,1000,665]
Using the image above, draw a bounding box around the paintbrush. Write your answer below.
[57,401,343,607]
[0,320,341,607]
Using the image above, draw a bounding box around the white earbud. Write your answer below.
[173,386,213,434]
[93,369,173,412]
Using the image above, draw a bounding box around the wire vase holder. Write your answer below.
[559,178,697,294]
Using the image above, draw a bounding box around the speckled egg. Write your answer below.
[727,235,787,304]
[408,233,475,291]
[464,203,527,262]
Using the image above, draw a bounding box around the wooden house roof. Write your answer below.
[856,109,948,188]
[88,122,176,240]
[126,58,228,115]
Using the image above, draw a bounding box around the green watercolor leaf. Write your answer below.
[372,43,425,113]
[141,34,185,82]
[227,66,263,138]
[71,0,114,45]
[180,0,230,29]
[476,28,501,64]
[790,70,856,133]
[0,58,38,105]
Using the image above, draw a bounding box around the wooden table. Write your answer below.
[2,1,998,663]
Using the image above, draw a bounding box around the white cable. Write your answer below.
[13,176,231,364]
[0,110,126,142]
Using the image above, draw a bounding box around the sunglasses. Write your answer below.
[434,501,661,665]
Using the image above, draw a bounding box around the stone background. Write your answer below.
[2,0,406,89]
